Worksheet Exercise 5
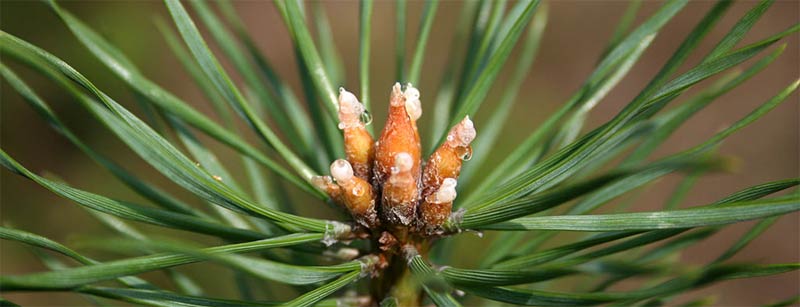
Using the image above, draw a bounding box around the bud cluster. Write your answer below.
[313,83,476,235]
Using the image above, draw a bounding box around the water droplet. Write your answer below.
[359,110,373,125]
[456,146,473,161]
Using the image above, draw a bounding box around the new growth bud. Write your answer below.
[422,116,476,195]
[419,116,475,229]
[338,88,375,180]
[381,152,419,225]
[420,178,457,228]
[320,83,476,232]
[330,159,379,228]
[374,83,422,188]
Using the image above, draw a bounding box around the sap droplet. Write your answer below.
[456,146,473,161]
[359,109,373,125]
[330,159,354,182]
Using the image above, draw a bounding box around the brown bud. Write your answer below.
[330,159,379,228]
[421,116,475,198]
[419,178,457,228]
[373,83,422,187]
[381,152,419,225]
[337,88,374,180]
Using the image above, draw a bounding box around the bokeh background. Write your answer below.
[1,0,798,306]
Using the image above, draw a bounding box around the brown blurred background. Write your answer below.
[1,0,798,306]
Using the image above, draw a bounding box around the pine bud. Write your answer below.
[381,152,419,225]
[373,83,422,187]
[422,116,476,198]
[420,178,457,228]
[330,159,379,228]
[417,116,475,228]
[337,88,374,180]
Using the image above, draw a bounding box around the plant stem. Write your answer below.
[370,227,427,305]
[391,265,421,306]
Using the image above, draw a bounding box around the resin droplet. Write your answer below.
[331,159,355,183]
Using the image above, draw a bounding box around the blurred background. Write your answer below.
[1,0,797,306]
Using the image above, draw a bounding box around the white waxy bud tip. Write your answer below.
[403,83,420,100]
[390,83,404,106]
[450,116,476,146]
[403,84,422,121]
[432,178,457,203]
[393,152,413,173]
[337,88,364,129]
[330,159,354,183]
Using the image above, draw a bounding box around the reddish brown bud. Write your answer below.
[422,116,475,198]
[381,152,419,225]
[418,116,475,228]
[420,178,457,228]
[373,83,422,187]
[338,88,375,180]
[330,159,379,228]
[324,83,477,232]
